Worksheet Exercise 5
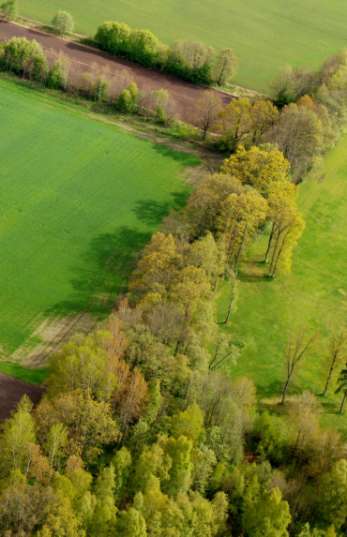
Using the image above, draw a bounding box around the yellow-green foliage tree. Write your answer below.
[217,189,268,272]
[221,144,290,196]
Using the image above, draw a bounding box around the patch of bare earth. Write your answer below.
[13,314,97,368]
[0,374,43,419]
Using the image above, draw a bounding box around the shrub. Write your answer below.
[116,82,139,113]
[167,119,199,140]
[95,21,232,86]
[140,88,171,124]
[95,22,132,56]
[51,10,74,36]
[95,22,163,68]
[46,55,70,89]
[0,0,17,21]
[1,37,48,82]
[93,76,109,102]
[166,40,214,84]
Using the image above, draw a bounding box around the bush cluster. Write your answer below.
[95,21,237,86]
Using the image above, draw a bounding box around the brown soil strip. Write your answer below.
[0,373,43,419]
[0,20,233,123]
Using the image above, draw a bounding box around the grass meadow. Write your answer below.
[20,0,347,91]
[218,135,347,432]
[0,78,196,377]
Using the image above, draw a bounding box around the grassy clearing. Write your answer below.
[20,0,347,91]
[218,135,347,432]
[0,362,48,384]
[0,77,196,366]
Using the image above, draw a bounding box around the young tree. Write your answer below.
[321,329,347,396]
[171,403,204,443]
[271,65,317,107]
[36,390,119,463]
[250,99,279,144]
[90,465,117,537]
[2,37,48,82]
[51,11,75,35]
[217,189,268,272]
[265,181,296,263]
[267,199,305,278]
[185,173,243,237]
[0,396,36,476]
[266,103,323,181]
[213,48,237,86]
[243,486,291,537]
[167,40,214,84]
[280,331,316,404]
[0,0,16,20]
[195,91,223,139]
[116,82,139,113]
[140,88,171,124]
[116,507,147,537]
[44,422,68,470]
[216,98,253,150]
[317,459,347,530]
[209,332,239,371]
[46,53,70,90]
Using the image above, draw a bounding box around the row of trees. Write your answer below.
[95,21,237,85]
[0,2,237,85]
[194,50,347,182]
[1,31,347,537]
[0,140,345,534]
[0,37,176,124]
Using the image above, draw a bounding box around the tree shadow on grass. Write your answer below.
[134,191,190,227]
[48,226,150,318]
[152,144,200,167]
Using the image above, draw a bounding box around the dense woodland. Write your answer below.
[1,5,347,536]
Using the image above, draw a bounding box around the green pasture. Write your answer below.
[0,78,194,372]
[20,0,347,91]
[219,135,347,431]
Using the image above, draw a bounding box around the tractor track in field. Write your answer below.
[0,20,233,123]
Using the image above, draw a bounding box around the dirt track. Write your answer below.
[0,373,43,419]
[0,21,232,123]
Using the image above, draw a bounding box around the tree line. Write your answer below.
[2,33,346,188]
[0,36,175,124]
[94,21,237,86]
[197,48,347,182]
[1,25,347,537]
[0,2,238,87]
[0,134,346,534]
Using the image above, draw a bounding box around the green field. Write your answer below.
[219,135,347,430]
[20,0,347,91]
[0,77,195,362]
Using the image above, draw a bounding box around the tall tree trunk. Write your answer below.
[281,376,290,404]
[222,296,233,325]
[265,223,275,263]
[234,224,248,274]
[339,391,347,414]
[322,355,337,396]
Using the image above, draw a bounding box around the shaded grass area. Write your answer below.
[218,135,347,433]
[0,77,197,366]
[20,0,347,91]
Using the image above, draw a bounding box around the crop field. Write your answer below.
[0,78,195,372]
[20,0,347,91]
[219,135,347,431]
